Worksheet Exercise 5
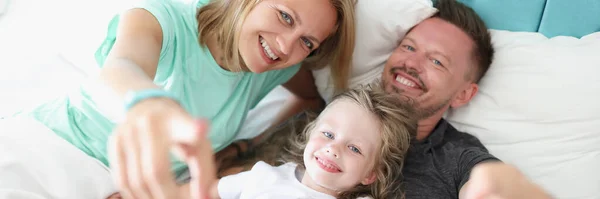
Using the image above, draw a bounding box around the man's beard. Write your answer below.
[383,77,450,120]
[415,98,450,120]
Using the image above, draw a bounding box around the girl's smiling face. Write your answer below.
[302,99,381,196]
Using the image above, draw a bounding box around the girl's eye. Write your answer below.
[322,131,334,139]
[349,146,361,154]
[280,11,293,25]
[302,38,314,50]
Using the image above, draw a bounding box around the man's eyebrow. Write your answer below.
[405,37,452,64]
[404,37,417,45]
[431,51,452,64]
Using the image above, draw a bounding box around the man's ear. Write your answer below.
[361,171,377,185]
[450,83,478,108]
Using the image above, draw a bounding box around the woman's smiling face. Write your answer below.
[238,0,338,73]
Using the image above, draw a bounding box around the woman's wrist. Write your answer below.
[123,89,182,111]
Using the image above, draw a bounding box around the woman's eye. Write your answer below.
[404,45,415,51]
[322,131,334,139]
[280,11,293,25]
[302,38,314,50]
[349,146,361,154]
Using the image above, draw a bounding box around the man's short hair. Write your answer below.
[433,0,494,83]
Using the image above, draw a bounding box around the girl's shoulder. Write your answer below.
[248,161,299,177]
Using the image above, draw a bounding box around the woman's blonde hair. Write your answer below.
[196,0,356,92]
[281,81,418,199]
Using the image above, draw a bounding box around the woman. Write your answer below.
[0,0,356,198]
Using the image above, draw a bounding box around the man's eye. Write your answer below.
[404,45,415,51]
[432,59,444,67]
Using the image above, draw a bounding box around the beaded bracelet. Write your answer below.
[123,89,181,111]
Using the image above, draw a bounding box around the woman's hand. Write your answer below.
[109,97,217,199]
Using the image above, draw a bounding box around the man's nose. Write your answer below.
[404,54,426,73]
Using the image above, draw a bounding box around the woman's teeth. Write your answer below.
[395,75,416,88]
[260,37,279,60]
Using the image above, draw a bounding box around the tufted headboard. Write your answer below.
[450,0,600,38]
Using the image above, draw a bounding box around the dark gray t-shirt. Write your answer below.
[401,119,499,198]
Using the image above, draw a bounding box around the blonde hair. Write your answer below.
[196,0,356,93]
[282,81,417,199]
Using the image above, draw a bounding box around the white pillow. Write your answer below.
[312,0,437,102]
[446,30,600,199]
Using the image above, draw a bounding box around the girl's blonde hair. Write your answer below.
[196,0,356,93]
[282,81,417,199]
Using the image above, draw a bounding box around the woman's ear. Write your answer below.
[361,171,377,185]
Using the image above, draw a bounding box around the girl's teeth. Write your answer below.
[318,158,339,171]
[260,37,278,60]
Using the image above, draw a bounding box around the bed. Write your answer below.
[1,0,599,198]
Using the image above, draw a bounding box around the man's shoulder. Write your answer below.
[431,121,498,168]
[401,119,498,199]
[441,122,490,152]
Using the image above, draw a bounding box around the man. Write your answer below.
[378,0,551,198]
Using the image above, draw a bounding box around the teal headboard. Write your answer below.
[449,0,600,38]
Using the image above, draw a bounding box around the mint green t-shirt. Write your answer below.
[25,0,300,175]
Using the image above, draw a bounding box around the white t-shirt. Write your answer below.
[218,161,335,199]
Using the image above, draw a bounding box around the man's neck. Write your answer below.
[416,109,447,141]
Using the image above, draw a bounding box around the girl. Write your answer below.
[175,82,417,199]
[0,0,355,198]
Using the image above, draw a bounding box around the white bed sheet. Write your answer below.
[0,117,117,199]
[0,0,91,117]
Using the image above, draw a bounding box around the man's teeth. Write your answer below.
[395,75,417,88]
[260,37,278,60]
[318,158,340,171]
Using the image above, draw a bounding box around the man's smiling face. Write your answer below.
[382,17,478,118]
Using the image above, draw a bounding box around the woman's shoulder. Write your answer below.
[130,0,199,19]
[132,0,204,9]
[95,0,202,67]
